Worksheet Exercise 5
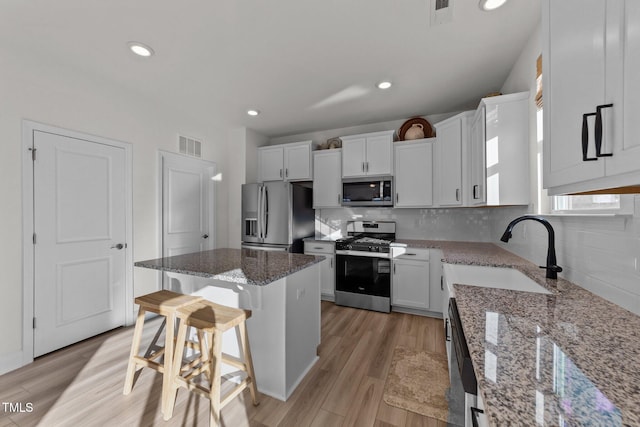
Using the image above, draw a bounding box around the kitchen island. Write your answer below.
[135,248,325,401]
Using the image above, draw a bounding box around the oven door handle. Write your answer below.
[335,250,390,259]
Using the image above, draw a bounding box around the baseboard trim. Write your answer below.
[0,350,26,376]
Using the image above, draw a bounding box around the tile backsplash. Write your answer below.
[317,200,640,316]
[490,202,640,316]
[315,207,495,241]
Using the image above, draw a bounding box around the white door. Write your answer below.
[394,142,433,208]
[365,134,393,176]
[284,143,311,181]
[544,0,606,187]
[33,131,127,357]
[469,107,487,205]
[313,150,342,208]
[258,146,284,182]
[435,118,463,206]
[161,153,215,262]
[341,137,367,177]
[392,260,430,310]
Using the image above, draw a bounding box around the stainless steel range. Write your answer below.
[334,221,395,312]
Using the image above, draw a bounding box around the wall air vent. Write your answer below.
[178,134,202,158]
[430,0,453,26]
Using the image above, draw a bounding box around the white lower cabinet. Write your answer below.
[304,241,335,300]
[392,248,430,311]
[473,387,489,427]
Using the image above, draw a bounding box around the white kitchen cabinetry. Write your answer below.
[543,0,640,194]
[469,92,529,206]
[341,130,394,177]
[394,139,435,208]
[258,141,312,182]
[313,149,342,208]
[434,112,473,207]
[304,241,335,300]
[392,248,430,311]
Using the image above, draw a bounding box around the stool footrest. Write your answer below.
[133,355,164,373]
[221,354,248,371]
[220,379,251,409]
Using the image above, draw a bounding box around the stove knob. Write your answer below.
[369,246,374,252]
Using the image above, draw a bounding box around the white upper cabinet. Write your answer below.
[258,146,284,182]
[341,130,394,177]
[434,111,473,207]
[469,92,530,206]
[313,149,342,208]
[394,139,434,208]
[543,0,640,194]
[258,141,312,182]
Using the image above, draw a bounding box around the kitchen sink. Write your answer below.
[443,264,551,295]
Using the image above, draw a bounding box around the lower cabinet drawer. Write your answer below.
[304,241,335,255]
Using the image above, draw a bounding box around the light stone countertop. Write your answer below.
[135,248,324,286]
[396,239,640,426]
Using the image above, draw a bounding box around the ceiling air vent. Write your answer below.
[430,0,453,26]
[178,134,202,158]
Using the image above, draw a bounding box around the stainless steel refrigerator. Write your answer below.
[241,182,314,252]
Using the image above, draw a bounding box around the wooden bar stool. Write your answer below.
[123,290,203,416]
[164,300,259,426]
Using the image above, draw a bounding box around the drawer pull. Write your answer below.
[313,247,323,250]
[595,103,614,157]
[582,112,598,161]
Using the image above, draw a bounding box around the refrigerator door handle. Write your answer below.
[257,185,263,239]
[263,186,269,238]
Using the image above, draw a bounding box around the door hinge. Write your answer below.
[29,147,37,161]
[33,233,37,244]
[33,317,36,329]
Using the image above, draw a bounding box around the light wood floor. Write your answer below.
[0,301,448,427]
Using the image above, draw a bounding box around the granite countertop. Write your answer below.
[397,239,640,425]
[135,248,324,286]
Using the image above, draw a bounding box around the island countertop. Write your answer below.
[135,248,324,286]
[395,239,640,426]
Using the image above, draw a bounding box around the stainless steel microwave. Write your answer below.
[342,177,393,207]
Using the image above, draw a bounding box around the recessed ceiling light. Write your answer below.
[127,42,154,57]
[377,81,392,90]
[479,0,508,11]
[247,109,260,116]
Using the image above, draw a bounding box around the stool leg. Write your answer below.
[164,320,188,421]
[238,322,259,406]
[160,313,176,417]
[208,330,222,427]
[123,306,146,395]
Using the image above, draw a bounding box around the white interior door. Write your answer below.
[161,152,215,261]
[33,130,127,357]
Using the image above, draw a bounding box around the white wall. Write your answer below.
[227,127,268,248]
[493,21,640,315]
[0,46,230,371]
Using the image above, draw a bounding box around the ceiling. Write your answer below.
[1,0,540,137]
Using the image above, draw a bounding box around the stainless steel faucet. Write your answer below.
[500,215,563,280]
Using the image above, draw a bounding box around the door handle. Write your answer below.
[202,234,209,239]
[582,112,598,161]
[362,162,365,172]
[396,193,399,204]
[473,184,478,199]
[595,103,614,157]
[365,162,369,172]
[285,168,289,178]
[456,188,460,202]
[338,193,341,205]
[111,243,125,250]
[279,169,283,178]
